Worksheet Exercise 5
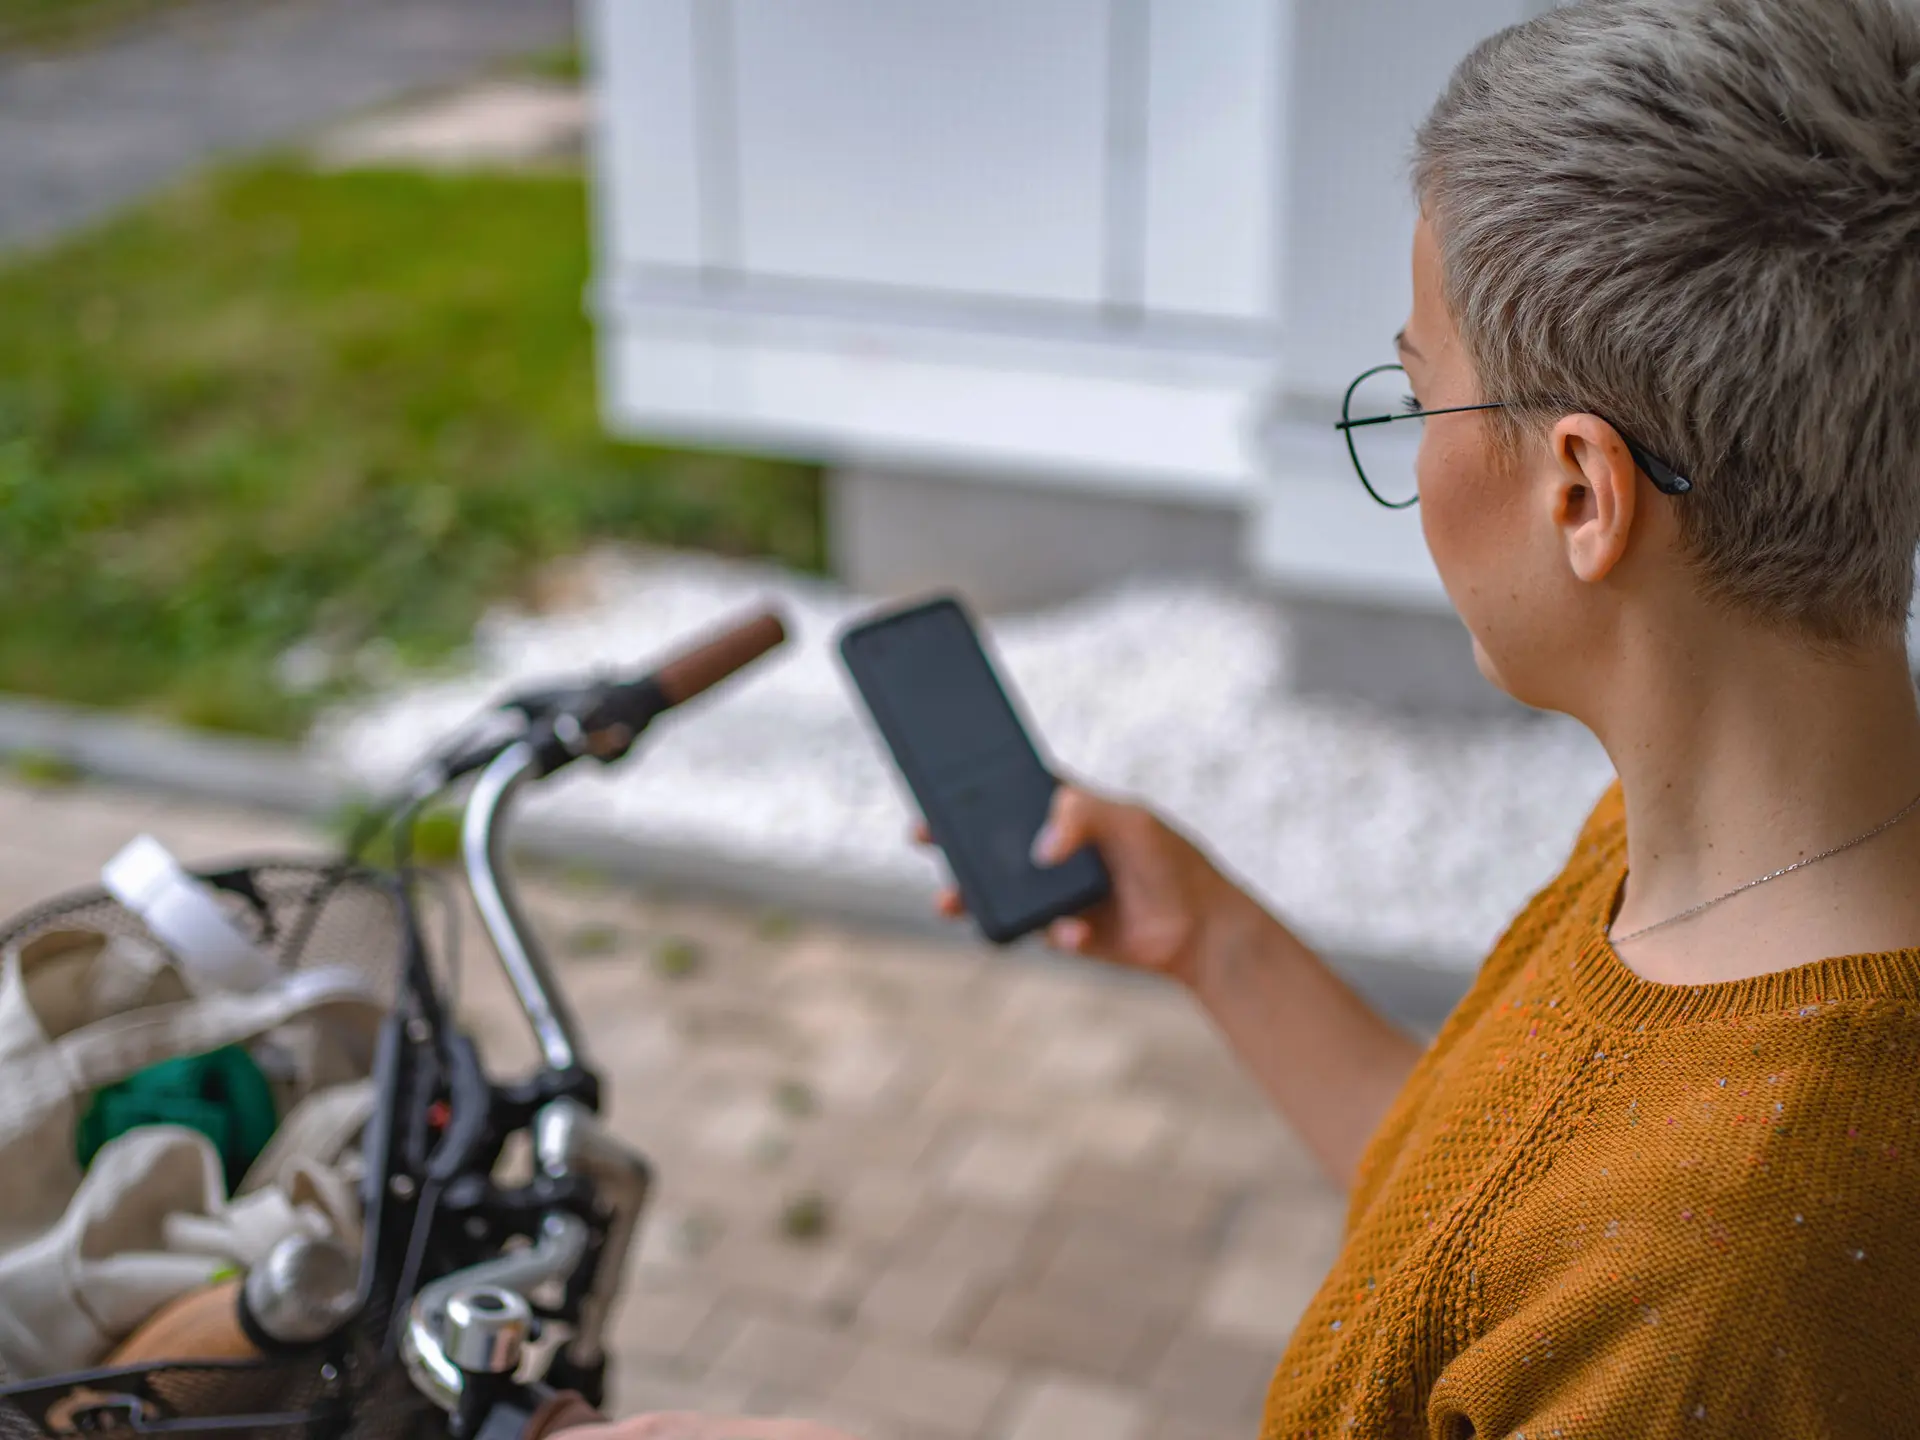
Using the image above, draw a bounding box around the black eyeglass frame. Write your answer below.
[1334,362,1694,510]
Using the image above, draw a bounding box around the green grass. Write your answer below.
[520,44,584,84]
[0,163,821,735]
[6,749,83,789]
[0,0,195,49]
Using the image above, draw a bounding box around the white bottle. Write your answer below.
[101,835,277,994]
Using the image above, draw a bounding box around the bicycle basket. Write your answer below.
[0,859,440,1440]
[0,1354,349,1440]
[0,860,411,1003]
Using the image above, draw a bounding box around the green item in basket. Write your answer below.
[76,1045,278,1192]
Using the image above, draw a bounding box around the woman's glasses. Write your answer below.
[1334,362,1694,510]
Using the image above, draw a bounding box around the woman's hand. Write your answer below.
[921,783,1263,988]
[918,780,1421,1186]
[561,1416,861,1440]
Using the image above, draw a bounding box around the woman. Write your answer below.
[603,0,1920,1433]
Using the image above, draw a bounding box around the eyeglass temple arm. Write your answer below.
[1334,400,1506,434]
[1335,411,1693,495]
[1621,437,1693,494]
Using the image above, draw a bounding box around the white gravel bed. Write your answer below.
[314,550,1614,970]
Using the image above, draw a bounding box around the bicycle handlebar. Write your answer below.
[393,603,786,1420]
[423,608,788,788]
[651,609,787,708]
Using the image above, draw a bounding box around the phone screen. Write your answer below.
[866,604,1029,782]
[839,597,1111,945]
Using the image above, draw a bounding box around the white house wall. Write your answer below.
[587,0,1538,611]
[592,0,703,271]
[732,0,1111,306]
[1140,0,1279,322]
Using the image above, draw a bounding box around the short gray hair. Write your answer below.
[1414,0,1920,644]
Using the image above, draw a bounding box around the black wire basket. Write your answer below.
[0,860,441,1440]
[0,861,411,1004]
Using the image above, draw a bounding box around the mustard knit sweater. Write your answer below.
[1260,784,1920,1438]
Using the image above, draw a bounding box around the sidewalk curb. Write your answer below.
[0,696,1471,1033]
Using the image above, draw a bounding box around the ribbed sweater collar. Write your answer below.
[1566,853,1920,1031]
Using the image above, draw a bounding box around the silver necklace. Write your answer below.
[1609,787,1920,946]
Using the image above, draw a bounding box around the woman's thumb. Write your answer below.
[1032,785,1095,865]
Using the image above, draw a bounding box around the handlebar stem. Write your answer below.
[535,1099,651,1368]
[462,743,588,1074]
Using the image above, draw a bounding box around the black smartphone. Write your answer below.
[838,595,1112,946]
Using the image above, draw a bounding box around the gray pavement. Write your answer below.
[0,0,575,252]
[0,778,1345,1440]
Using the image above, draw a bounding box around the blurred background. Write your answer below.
[0,2,1620,1436]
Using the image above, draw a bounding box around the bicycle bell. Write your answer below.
[443,1285,533,1377]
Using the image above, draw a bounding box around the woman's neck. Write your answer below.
[1583,625,1920,985]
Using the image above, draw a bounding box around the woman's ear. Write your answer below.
[1550,414,1639,584]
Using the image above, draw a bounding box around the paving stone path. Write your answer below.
[0,0,574,252]
[0,779,1347,1440]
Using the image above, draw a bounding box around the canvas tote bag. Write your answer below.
[0,925,383,1377]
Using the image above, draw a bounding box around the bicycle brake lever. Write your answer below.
[429,680,604,787]
[420,607,786,789]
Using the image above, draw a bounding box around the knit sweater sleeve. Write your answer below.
[1344,781,1625,1229]
[1427,997,1920,1439]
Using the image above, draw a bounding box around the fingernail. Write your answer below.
[1030,822,1059,865]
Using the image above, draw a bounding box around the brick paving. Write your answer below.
[0,779,1347,1439]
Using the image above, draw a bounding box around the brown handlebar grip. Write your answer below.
[652,608,787,707]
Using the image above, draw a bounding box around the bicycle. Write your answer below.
[0,607,791,1440]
